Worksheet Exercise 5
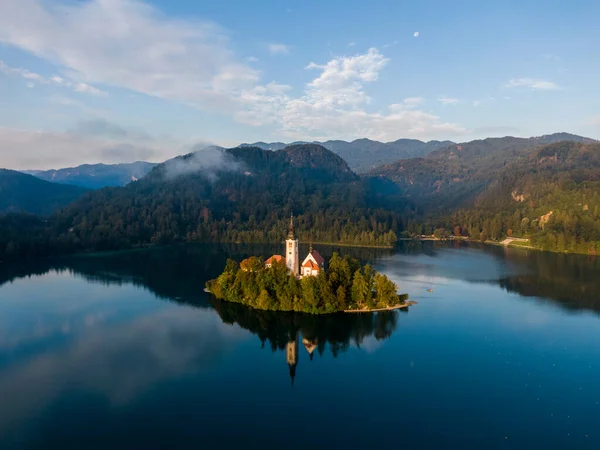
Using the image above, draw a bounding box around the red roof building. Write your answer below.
[301,247,325,278]
[265,254,284,268]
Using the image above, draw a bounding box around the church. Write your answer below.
[265,215,325,278]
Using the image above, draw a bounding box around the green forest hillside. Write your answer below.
[444,141,600,253]
[369,133,596,214]
[0,169,88,215]
[0,145,406,260]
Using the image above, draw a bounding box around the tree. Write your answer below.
[351,270,368,308]
[257,289,273,310]
[336,285,348,310]
[374,273,399,307]
[433,228,448,239]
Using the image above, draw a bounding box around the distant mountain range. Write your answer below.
[24,162,158,189]
[2,131,600,260]
[239,138,454,172]
[0,169,89,215]
[17,133,594,191]
[366,132,597,211]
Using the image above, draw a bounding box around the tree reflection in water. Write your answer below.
[211,298,404,384]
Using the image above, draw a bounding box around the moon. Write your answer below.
[414,31,419,37]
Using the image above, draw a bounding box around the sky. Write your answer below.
[0,0,599,169]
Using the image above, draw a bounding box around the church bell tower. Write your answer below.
[286,214,299,276]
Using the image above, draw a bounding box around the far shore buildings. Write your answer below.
[266,215,325,278]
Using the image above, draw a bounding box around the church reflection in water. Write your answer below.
[210,298,405,385]
[285,334,318,386]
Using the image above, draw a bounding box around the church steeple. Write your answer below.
[285,213,299,275]
[288,213,295,239]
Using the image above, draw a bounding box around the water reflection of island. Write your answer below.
[211,298,402,384]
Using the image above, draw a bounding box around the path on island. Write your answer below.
[344,301,418,313]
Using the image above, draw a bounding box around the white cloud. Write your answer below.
[0,125,206,170]
[74,83,107,96]
[413,31,419,37]
[0,1,467,151]
[401,97,424,107]
[0,60,107,96]
[268,43,290,55]
[246,56,259,63]
[438,96,459,105]
[347,41,356,47]
[0,0,257,110]
[236,49,467,141]
[505,78,561,91]
[48,94,110,118]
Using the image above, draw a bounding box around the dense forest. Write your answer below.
[418,142,600,254]
[1,135,599,261]
[369,133,595,213]
[206,253,408,314]
[0,169,88,215]
[0,145,406,261]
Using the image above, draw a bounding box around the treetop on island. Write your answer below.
[206,252,409,315]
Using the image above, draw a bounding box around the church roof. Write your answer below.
[310,249,325,266]
[266,255,284,265]
[302,259,319,270]
[302,337,317,355]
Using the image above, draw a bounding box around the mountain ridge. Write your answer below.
[368,133,598,213]
[31,161,158,189]
[0,169,89,216]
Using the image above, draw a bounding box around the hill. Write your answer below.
[438,141,600,253]
[239,138,454,173]
[0,169,88,216]
[369,133,597,214]
[33,161,157,189]
[0,144,405,260]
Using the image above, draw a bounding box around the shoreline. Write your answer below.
[204,289,415,315]
[344,301,418,313]
[399,236,595,256]
[306,241,393,249]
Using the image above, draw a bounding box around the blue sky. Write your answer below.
[0,0,599,169]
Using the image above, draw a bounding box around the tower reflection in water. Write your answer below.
[286,334,318,386]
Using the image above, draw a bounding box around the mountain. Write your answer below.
[239,138,454,172]
[0,144,404,260]
[320,138,454,172]
[443,141,600,254]
[33,161,157,189]
[0,169,88,215]
[239,142,289,151]
[368,133,598,213]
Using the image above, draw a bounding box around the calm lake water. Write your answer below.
[1,242,600,449]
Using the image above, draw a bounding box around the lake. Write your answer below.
[1,242,600,449]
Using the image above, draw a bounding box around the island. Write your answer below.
[206,216,410,314]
